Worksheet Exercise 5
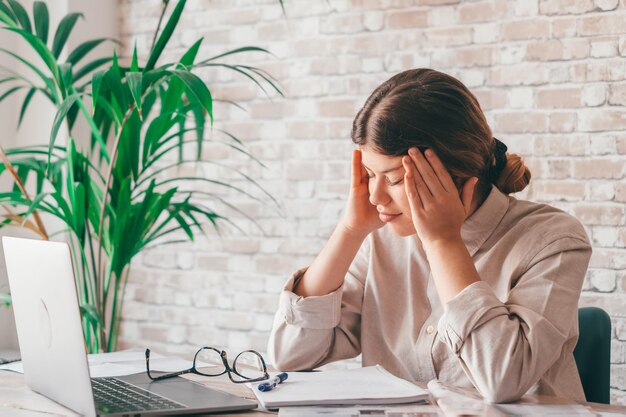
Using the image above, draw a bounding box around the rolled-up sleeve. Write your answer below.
[267,238,370,371]
[437,235,592,403]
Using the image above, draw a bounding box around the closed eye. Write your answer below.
[367,173,403,186]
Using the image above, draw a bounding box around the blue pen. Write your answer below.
[257,372,288,392]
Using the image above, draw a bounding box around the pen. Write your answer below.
[257,372,288,392]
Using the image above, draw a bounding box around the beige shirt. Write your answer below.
[268,187,592,403]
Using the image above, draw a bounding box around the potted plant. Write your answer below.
[0,0,282,352]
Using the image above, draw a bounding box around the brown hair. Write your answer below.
[351,68,530,195]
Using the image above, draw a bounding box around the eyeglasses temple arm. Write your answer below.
[145,348,194,381]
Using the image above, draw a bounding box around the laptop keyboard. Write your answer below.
[92,377,186,413]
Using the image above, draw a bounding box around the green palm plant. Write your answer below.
[0,0,282,352]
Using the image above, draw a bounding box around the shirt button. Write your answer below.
[426,325,435,335]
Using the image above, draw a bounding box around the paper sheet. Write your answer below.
[493,403,597,416]
[278,405,440,417]
[248,365,429,408]
[427,380,602,417]
[278,405,441,417]
[0,350,211,378]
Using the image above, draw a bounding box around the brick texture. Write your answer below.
[119,0,626,403]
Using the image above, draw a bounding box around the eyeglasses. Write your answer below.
[145,347,269,383]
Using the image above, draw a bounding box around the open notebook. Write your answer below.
[248,365,429,409]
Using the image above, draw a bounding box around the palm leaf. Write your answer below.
[139,176,264,204]
[0,85,25,102]
[198,46,273,64]
[241,65,284,97]
[126,72,142,116]
[1,27,59,83]
[67,38,111,66]
[51,12,83,59]
[179,38,202,68]
[60,62,72,93]
[33,1,48,44]
[0,47,58,100]
[171,70,212,122]
[145,0,186,71]
[17,87,36,127]
[79,303,104,328]
[91,70,105,111]
[160,38,202,115]
[73,56,113,82]
[1,212,46,238]
[130,44,139,72]
[7,0,31,32]
[177,190,265,234]
[49,93,81,165]
[20,192,51,223]
[200,62,276,98]
[136,159,277,206]
[0,2,17,26]
[115,110,141,181]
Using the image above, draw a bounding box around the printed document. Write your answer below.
[249,365,429,409]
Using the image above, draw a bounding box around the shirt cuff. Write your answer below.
[279,268,344,330]
[437,281,506,354]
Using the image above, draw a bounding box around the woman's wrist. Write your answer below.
[422,235,481,305]
[338,220,371,242]
[295,221,368,298]
[422,233,464,256]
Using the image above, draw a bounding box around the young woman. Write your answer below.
[267,69,592,403]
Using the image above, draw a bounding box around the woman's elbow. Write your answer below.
[267,342,294,371]
[267,341,315,372]
[471,366,531,403]
[270,355,292,372]
[481,386,526,404]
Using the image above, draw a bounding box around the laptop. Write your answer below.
[2,236,258,416]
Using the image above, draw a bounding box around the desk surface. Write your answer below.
[1,370,625,417]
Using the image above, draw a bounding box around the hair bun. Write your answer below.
[495,153,531,194]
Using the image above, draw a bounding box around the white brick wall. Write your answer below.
[118,0,626,403]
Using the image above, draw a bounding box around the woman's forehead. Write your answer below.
[360,148,404,172]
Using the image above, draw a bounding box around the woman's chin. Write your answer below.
[385,221,417,237]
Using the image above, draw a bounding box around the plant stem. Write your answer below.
[70,88,110,164]
[0,146,49,239]
[106,266,125,352]
[96,104,135,289]
[101,264,113,350]
[86,218,100,314]
[110,266,130,352]
[95,76,170,288]
[150,1,171,56]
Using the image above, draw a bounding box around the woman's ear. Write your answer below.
[460,177,479,215]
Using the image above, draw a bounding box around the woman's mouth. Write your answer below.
[379,212,402,223]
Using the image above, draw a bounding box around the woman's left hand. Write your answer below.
[402,148,478,248]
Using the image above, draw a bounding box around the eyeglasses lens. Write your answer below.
[232,351,266,381]
[194,347,226,376]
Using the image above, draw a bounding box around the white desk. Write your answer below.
[1,370,625,416]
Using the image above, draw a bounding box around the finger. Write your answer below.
[402,156,423,211]
[404,152,432,201]
[461,177,478,215]
[423,149,456,193]
[409,148,444,197]
[351,149,367,188]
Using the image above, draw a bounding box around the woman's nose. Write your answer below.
[369,178,389,206]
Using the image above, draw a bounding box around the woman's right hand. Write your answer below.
[340,149,384,239]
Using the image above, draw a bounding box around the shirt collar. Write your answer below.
[461,185,510,256]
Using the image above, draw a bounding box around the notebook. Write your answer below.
[249,365,429,409]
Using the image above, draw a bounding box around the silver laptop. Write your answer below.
[2,236,257,416]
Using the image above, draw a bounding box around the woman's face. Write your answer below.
[360,148,416,237]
